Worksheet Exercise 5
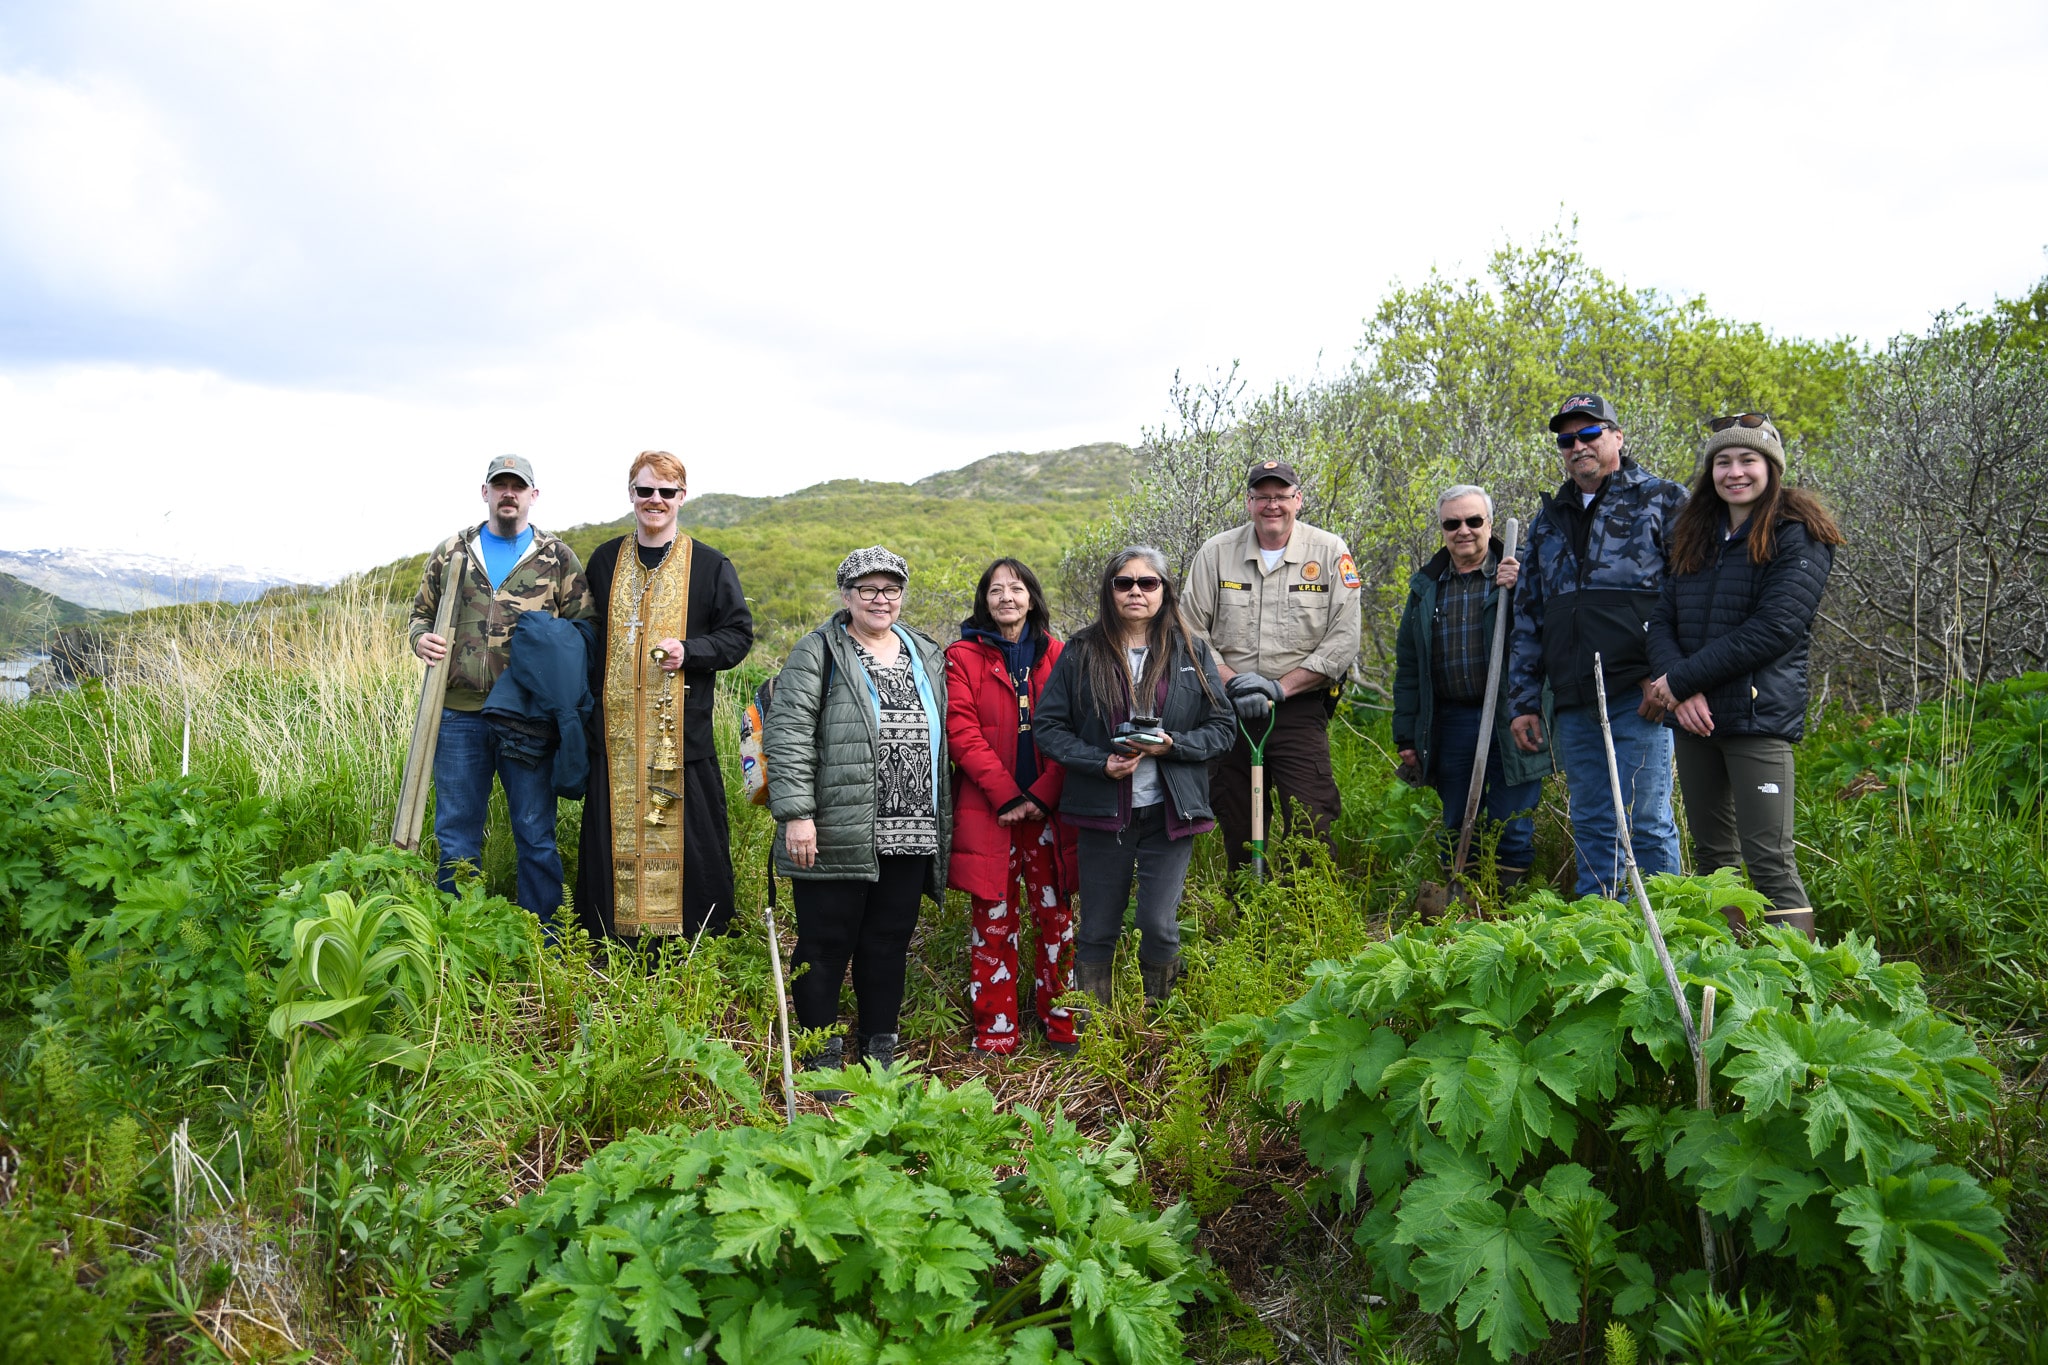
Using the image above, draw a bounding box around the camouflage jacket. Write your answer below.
[407,526,595,709]
[1508,457,1688,714]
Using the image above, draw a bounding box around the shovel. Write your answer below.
[1242,709,1277,881]
[1414,518,1518,922]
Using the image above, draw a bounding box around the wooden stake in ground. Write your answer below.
[1416,518,1519,920]
[1592,653,1712,1275]
[391,561,461,851]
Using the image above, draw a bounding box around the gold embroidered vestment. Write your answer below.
[602,538,692,936]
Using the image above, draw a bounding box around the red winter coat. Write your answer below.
[944,633,1080,903]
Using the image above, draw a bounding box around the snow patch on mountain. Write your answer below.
[0,548,305,612]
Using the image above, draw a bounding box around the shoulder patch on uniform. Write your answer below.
[1218,579,1251,591]
[1337,553,1362,589]
[1300,560,1320,581]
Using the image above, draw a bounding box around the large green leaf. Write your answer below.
[1833,1166,2007,1310]
[1406,1196,1580,1362]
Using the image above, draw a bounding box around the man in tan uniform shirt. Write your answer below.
[1182,459,1363,869]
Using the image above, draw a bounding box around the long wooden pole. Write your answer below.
[1451,518,1519,880]
[392,556,461,850]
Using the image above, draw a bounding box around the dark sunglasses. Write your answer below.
[633,485,682,500]
[1708,412,1772,432]
[1113,575,1164,593]
[1441,515,1486,531]
[1555,423,1613,450]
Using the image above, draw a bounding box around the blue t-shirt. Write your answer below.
[478,525,534,590]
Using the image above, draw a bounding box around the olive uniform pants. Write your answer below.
[1209,693,1341,871]
[1673,732,1808,911]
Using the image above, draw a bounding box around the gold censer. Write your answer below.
[646,646,682,826]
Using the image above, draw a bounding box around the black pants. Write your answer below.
[1209,694,1341,870]
[790,855,930,1036]
[1673,733,1809,911]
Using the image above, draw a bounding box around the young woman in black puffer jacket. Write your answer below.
[1647,415,1844,938]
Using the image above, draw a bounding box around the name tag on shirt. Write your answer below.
[1219,579,1251,591]
[1289,582,1329,594]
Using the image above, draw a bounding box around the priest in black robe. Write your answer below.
[574,451,754,942]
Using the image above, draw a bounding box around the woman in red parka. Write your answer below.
[945,558,1080,1056]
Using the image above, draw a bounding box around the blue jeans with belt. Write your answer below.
[1431,701,1540,872]
[432,708,563,928]
[1551,697,1680,898]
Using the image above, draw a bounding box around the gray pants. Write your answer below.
[1074,804,1193,966]
[1673,732,1808,910]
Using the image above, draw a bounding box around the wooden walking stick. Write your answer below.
[1592,653,1714,1276]
[1416,518,1518,921]
[392,554,462,850]
[763,851,798,1124]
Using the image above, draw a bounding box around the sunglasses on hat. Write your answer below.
[1708,412,1772,433]
[1555,422,1613,450]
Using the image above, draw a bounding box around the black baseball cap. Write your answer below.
[1246,459,1301,489]
[1548,394,1621,433]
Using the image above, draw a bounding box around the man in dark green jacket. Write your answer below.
[1393,485,1553,888]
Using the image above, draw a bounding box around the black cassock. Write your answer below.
[573,536,754,939]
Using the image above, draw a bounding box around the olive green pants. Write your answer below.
[1673,732,1808,912]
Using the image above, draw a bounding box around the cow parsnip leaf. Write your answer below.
[1834,1165,2007,1310]
[1407,1197,1580,1362]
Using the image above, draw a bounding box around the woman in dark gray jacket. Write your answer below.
[1647,415,1843,938]
[1035,547,1235,1009]
[765,546,949,1085]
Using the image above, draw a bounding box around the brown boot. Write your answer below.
[1763,908,1816,940]
[1716,906,1750,937]
[1140,956,1182,1008]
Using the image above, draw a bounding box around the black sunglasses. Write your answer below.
[1113,575,1164,593]
[1555,423,1613,450]
[633,485,682,500]
[1708,412,1772,432]
[1440,515,1486,531]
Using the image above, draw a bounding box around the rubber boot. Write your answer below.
[1715,905,1751,937]
[1075,959,1113,1010]
[1140,956,1182,1009]
[799,1035,849,1103]
[1498,867,1529,893]
[860,1032,899,1072]
[1763,908,1815,940]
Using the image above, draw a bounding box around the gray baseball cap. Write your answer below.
[483,454,536,486]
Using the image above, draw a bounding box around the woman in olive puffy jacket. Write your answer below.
[1647,415,1843,938]
[765,546,950,1088]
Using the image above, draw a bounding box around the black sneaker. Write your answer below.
[799,1036,850,1102]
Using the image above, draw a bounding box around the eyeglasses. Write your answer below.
[1250,492,1298,506]
[633,485,682,500]
[1440,515,1486,531]
[851,583,903,602]
[1708,412,1772,432]
[1112,575,1164,593]
[1555,423,1613,450]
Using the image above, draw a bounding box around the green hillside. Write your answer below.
[0,572,98,654]
[362,443,1136,650]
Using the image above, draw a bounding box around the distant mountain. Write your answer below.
[0,548,303,613]
[0,571,98,654]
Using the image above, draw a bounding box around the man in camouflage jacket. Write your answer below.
[1508,395,1688,897]
[409,454,594,926]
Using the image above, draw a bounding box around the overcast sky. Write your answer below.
[2,1,2044,581]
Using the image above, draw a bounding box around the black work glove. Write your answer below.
[1225,671,1284,721]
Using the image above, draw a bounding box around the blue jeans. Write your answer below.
[1431,702,1540,871]
[1552,697,1680,898]
[432,709,563,928]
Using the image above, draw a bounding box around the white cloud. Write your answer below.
[0,0,2045,579]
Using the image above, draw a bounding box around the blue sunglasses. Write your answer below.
[1556,422,1613,450]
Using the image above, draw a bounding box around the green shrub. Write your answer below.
[1205,871,2007,1361]
[451,1067,1209,1364]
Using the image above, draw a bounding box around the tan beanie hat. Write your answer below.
[1701,417,1785,476]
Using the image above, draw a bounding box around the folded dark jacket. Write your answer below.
[482,612,597,797]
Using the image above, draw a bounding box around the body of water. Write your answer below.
[2,654,47,705]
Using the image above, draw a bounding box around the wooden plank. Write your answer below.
[392,553,462,850]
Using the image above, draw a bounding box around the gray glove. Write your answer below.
[1225,671,1284,721]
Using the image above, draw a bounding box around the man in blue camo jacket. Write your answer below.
[1508,395,1688,897]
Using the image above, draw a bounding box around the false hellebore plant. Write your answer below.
[1205,871,2007,1362]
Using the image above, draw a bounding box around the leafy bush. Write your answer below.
[451,1066,1209,1364]
[1205,872,2008,1361]
[1809,671,2048,812]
